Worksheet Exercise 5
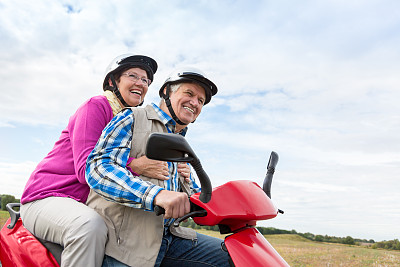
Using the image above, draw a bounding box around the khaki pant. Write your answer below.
[21,197,108,267]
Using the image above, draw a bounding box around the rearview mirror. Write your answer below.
[146,133,196,163]
[145,133,212,203]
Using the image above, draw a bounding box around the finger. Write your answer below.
[171,194,187,218]
[162,168,169,176]
[179,165,190,175]
[178,163,189,169]
[161,167,169,179]
[179,204,185,218]
[164,209,171,219]
[177,166,190,177]
[156,174,169,180]
[184,198,190,215]
[180,171,190,179]
[177,199,186,218]
[164,205,175,219]
[170,201,180,218]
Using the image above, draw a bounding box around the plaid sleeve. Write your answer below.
[85,109,163,211]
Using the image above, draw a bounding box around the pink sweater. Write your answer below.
[21,96,114,204]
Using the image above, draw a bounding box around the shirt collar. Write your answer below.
[151,103,188,136]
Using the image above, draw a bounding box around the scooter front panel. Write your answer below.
[224,227,289,267]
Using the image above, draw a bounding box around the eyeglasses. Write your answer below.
[121,72,151,86]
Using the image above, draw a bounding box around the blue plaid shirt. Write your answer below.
[85,103,200,211]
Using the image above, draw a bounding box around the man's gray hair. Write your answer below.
[159,83,182,105]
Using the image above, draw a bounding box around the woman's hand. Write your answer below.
[129,156,192,182]
[128,156,169,180]
[177,163,191,183]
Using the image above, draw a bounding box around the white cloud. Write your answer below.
[0,161,36,198]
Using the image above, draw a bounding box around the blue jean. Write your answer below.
[102,228,230,267]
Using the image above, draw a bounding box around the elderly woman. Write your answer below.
[20,54,190,267]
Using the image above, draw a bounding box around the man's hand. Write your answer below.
[129,156,169,180]
[153,190,190,219]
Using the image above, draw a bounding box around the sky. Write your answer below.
[0,0,399,242]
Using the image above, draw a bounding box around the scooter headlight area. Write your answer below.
[190,180,279,232]
[146,133,289,267]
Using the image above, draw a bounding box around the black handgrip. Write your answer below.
[154,205,165,216]
[145,133,212,203]
[263,151,279,199]
[6,203,21,229]
[191,159,212,203]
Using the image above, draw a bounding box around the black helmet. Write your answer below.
[103,54,158,106]
[159,67,218,125]
[159,67,217,105]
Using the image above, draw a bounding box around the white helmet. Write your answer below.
[103,54,158,106]
[159,67,218,125]
[159,67,217,105]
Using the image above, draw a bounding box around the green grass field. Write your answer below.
[196,229,400,266]
[1,211,399,266]
[0,210,9,228]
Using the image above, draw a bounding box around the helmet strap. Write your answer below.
[110,74,129,107]
[163,85,186,126]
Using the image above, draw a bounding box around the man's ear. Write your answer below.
[161,86,172,99]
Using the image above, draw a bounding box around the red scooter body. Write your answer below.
[191,180,278,230]
[0,217,59,267]
[190,180,289,267]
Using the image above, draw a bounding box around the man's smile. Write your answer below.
[183,106,195,114]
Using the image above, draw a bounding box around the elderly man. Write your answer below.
[85,68,230,267]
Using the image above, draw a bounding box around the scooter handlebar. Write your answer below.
[263,151,279,199]
[146,133,212,205]
[154,205,165,216]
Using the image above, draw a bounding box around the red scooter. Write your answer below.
[0,133,288,267]
[146,133,289,266]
